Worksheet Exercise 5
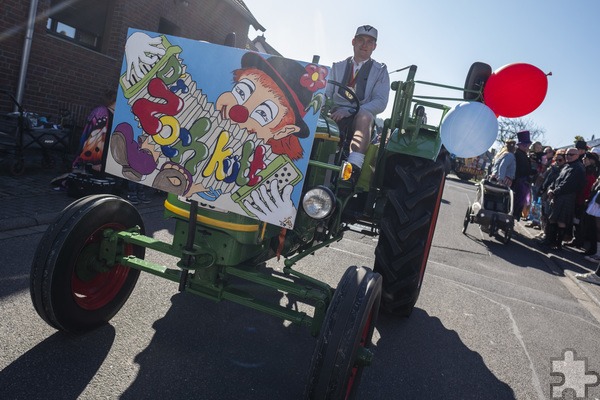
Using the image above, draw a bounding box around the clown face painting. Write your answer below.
[105,29,329,229]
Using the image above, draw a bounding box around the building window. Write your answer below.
[46,0,113,51]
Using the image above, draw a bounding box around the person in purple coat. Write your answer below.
[511,130,535,220]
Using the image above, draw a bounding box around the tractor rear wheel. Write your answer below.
[464,62,492,101]
[374,154,445,316]
[30,194,145,334]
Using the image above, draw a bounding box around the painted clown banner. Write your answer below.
[106,29,329,229]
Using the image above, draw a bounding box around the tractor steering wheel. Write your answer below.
[325,80,360,119]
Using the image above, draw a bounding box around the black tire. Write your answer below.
[489,214,498,237]
[462,205,472,234]
[30,194,145,334]
[374,154,445,316]
[464,62,492,101]
[501,227,512,244]
[305,266,382,400]
[30,194,114,326]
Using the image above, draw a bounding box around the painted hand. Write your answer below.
[244,180,296,228]
[125,32,166,81]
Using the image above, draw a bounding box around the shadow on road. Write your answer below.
[0,325,115,399]
[360,308,515,399]
[121,287,516,399]
[121,285,316,399]
[1,282,515,399]
[478,229,592,277]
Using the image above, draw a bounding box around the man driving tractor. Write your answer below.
[325,25,390,187]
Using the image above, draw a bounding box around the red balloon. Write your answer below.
[483,63,548,118]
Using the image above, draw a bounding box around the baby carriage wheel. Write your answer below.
[462,205,472,234]
[501,227,512,244]
[488,214,498,237]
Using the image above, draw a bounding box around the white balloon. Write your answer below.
[441,102,498,158]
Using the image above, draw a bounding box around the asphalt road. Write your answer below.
[1,177,599,399]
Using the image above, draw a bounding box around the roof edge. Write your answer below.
[225,0,266,31]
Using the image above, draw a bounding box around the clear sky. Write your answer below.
[246,0,599,149]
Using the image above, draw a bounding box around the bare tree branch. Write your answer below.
[497,117,545,145]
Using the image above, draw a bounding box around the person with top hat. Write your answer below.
[542,147,586,250]
[512,130,536,220]
[575,139,589,160]
[325,25,390,188]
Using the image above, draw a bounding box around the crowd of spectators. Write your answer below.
[489,131,600,286]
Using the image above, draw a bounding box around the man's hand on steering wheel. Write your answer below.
[330,107,355,122]
[326,81,360,122]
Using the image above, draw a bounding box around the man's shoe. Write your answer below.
[575,272,600,286]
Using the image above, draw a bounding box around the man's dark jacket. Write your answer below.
[550,160,585,196]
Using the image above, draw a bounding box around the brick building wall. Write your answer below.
[0,0,259,134]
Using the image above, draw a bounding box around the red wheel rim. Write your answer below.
[71,223,134,310]
[344,309,374,399]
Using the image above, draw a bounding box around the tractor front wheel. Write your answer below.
[374,154,445,316]
[30,194,145,334]
[305,266,382,399]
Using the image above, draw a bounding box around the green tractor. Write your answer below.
[30,54,489,397]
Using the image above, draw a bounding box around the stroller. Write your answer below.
[0,91,71,175]
[462,179,515,243]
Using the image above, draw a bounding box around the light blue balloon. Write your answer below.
[441,102,498,158]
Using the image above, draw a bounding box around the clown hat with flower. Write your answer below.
[241,52,328,138]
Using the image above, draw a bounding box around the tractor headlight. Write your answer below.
[302,186,335,219]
